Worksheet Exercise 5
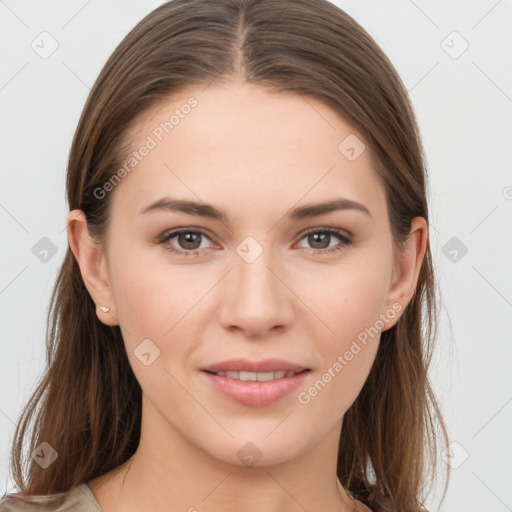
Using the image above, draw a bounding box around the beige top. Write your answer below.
[0,483,102,512]
[0,481,372,511]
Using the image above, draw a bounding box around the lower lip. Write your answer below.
[201,370,310,407]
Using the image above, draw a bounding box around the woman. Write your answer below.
[1,0,449,510]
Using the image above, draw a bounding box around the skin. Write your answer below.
[67,77,427,512]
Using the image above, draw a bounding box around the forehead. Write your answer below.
[111,79,387,226]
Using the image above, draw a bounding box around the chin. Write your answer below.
[200,431,311,469]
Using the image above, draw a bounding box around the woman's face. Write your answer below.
[88,78,417,467]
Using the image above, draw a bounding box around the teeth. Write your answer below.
[214,370,297,381]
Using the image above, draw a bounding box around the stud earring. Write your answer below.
[100,306,110,312]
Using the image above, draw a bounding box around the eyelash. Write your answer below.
[157,227,353,257]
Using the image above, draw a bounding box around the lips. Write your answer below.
[200,358,311,407]
[201,358,309,374]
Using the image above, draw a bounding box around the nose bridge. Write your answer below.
[234,235,284,309]
[219,234,294,336]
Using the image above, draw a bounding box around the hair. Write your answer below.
[7,0,450,510]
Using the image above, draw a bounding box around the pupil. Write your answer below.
[311,232,329,249]
[181,232,200,249]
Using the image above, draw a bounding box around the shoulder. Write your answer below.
[0,483,102,512]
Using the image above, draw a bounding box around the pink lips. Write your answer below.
[201,358,308,374]
[201,358,310,407]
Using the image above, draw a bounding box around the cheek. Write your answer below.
[296,279,385,420]
[311,256,391,342]
[107,245,206,384]
[297,255,391,408]
[108,242,199,338]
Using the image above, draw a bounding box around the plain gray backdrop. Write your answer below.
[1,1,511,510]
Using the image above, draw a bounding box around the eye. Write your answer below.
[157,227,352,256]
[157,228,215,256]
[295,227,352,255]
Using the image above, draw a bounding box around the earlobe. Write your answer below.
[381,216,428,331]
[66,210,118,326]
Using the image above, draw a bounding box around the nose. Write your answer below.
[217,244,295,339]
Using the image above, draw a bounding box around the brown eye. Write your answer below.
[158,228,214,256]
[297,228,352,255]
[307,232,331,250]
[176,231,202,250]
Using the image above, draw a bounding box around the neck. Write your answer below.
[89,400,356,512]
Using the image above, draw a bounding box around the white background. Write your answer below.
[1,1,511,510]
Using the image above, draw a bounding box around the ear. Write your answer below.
[66,209,118,326]
[381,216,428,331]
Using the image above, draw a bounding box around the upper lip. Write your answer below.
[201,358,309,373]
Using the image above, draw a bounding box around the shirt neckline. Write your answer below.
[77,482,103,511]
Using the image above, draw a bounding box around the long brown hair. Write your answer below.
[7,0,449,509]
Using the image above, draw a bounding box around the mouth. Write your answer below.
[200,359,311,407]
[203,369,308,381]
[201,357,309,374]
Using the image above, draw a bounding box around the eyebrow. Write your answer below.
[139,196,372,221]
